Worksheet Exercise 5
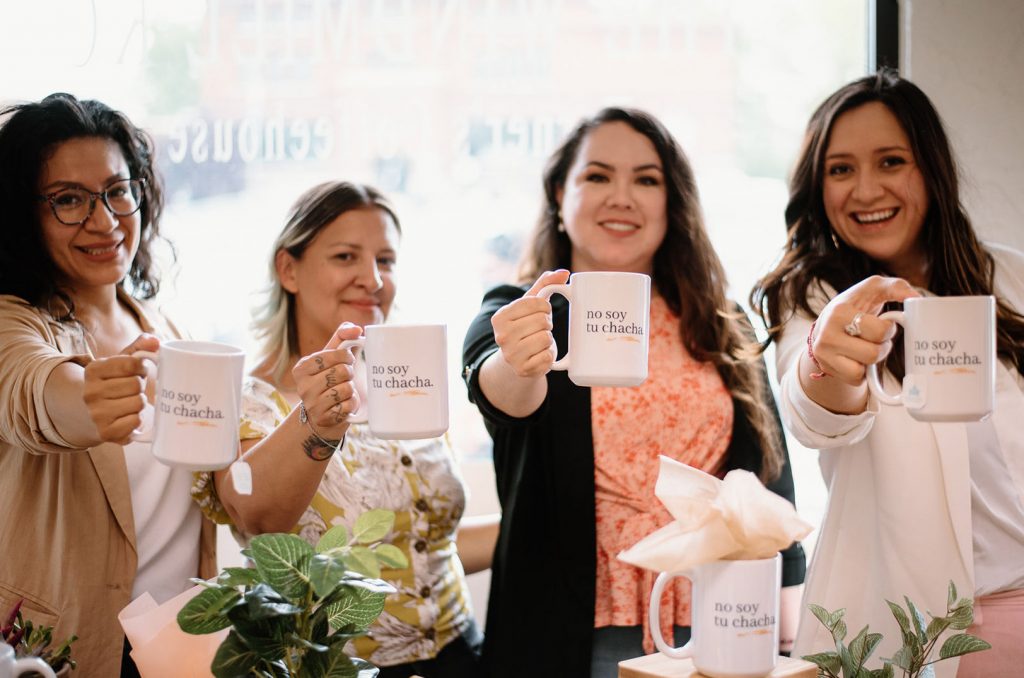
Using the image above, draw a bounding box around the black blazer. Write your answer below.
[462,284,806,678]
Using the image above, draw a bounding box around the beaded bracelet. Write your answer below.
[807,320,827,380]
[298,402,344,460]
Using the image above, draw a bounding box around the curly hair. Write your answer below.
[751,69,1024,378]
[0,93,167,318]
[519,107,784,481]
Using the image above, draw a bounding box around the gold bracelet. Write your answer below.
[297,402,343,460]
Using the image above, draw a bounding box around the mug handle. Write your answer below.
[339,338,369,424]
[535,283,572,372]
[129,349,160,442]
[650,571,694,659]
[865,310,906,406]
[14,656,57,678]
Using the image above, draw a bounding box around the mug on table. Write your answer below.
[0,643,56,678]
[650,554,781,678]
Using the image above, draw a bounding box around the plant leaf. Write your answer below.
[301,641,360,677]
[353,509,394,544]
[833,618,847,643]
[243,583,304,621]
[343,546,381,578]
[801,651,841,675]
[904,596,928,643]
[317,524,351,553]
[218,567,260,588]
[885,599,920,652]
[887,645,914,672]
[807,603,833,629]
[210,630,259,678]
[872,663,894,678]
[947,602,974,630]
[250,534,314,602]
[925,615,950,641]
[372,543,408,569]
[177,586,240,635]
[947,581,957,609]
[848,625,873,667]
[325,585,388,632]
[939,633,992,659]
[309,553,350,599]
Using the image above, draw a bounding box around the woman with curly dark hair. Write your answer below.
[0,93,217,676]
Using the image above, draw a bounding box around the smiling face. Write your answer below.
[38,136,140,297]
[557,121,668,274]
[822,101,930,284]
[278,207,400,349]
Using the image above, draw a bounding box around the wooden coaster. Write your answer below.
[618,654,817,678]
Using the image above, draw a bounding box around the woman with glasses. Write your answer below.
[0,93,217,677]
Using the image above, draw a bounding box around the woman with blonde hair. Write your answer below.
[192,181,496,677]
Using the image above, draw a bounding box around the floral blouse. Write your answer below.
[592,295,733,651]
[191,377,475,666]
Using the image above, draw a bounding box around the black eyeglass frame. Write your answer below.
[37,177,147,226]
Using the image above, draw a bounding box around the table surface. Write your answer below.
[618,654,818,678]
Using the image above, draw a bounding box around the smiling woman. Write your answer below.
[189,181,496,677]
[0,93,217,677]
[751,69,1024,677]
[462,107,806,678]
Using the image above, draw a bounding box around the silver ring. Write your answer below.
[844,312,865,337]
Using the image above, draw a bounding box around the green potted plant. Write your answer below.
[177,508,408,677]
[802,581,990,678]
[1,600,77,676]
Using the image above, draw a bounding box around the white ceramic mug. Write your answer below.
[866,295,996,422]
[0,643,56,678]
[342,324,449,440]
[650,554,781,678]
[537,271,650,387]
[133,340,245,470]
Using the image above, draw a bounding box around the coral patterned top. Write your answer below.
[592,294,733,652]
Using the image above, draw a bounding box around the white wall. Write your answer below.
[903,0,1024,249]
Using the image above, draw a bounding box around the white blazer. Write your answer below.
[776,243,1024,677]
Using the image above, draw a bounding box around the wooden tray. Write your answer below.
[618,654,817,678]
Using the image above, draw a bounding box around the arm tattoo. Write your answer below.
[301,434,335,461]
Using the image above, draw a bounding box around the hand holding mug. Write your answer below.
[292,322,362,439]
[808,275,919,385]
[491,269,569,378]
[82,333,160,445]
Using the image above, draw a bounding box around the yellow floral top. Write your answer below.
[191,377,475,666]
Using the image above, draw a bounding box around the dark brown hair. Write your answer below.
[520,107,783,480]
[751,69,1024,378]
[0,93,167,318]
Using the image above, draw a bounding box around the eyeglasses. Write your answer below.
[38,178,146,226]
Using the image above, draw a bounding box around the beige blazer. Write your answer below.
[776,243,1024,678]
[0,291,217,678]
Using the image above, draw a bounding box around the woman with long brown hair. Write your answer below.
[463,107,805,677]
[752,70,1024,677]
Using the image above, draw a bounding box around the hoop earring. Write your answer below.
[830,229,841,249]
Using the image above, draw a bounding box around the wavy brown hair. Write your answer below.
[0,93,167,320]
[751,70,1024,379]
[520,107,783,481]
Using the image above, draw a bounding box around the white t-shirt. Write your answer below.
[124,441,202,604]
